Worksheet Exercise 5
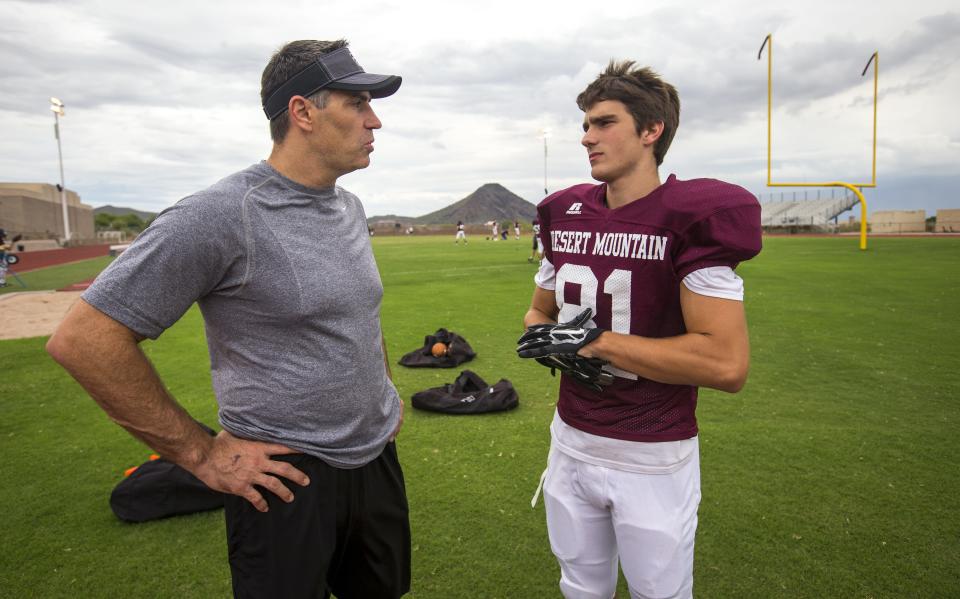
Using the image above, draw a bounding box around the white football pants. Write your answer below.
[543,444,701,599]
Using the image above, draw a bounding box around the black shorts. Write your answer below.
[224,443,411,599]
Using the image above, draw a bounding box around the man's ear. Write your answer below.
[640,121,664,146]
[288,95,314,133]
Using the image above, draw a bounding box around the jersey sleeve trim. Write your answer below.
[534,256,556,290]
[682,266,744,301]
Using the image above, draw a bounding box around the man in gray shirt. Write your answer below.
[47,40,409,598]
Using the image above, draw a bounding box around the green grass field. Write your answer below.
[0,256,113,295]
[1,236,958,598]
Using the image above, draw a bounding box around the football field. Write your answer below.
[1,235,958,597]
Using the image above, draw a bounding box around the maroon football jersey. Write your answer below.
[537,175,762,442]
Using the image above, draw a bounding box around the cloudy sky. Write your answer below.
[1,0,957,218]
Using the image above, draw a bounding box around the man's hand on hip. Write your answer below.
[193,430,310,513]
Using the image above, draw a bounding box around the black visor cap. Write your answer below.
[262,47,401,119]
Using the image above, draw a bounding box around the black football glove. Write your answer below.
[517,308,606,358]
[535,354,614,393]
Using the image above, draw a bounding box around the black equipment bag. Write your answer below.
[109,423,225,523]
[399,328,476,368]
[411,370,519,414]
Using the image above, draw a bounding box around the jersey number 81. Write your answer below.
[554,263,637,381]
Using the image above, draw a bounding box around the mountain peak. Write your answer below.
[418,183,537,224]
[368,183,538,225]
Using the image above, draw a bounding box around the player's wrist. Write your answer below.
[522,310,556,329]
[178,428,218,475]
[577,330,608,359]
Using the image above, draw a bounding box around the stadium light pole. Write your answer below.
[758,34,878,250]
[540,128,551,196]
[50,97,71,243]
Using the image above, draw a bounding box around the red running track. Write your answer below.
[9,244,113,273]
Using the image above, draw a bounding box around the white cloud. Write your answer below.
[0,0,957,217]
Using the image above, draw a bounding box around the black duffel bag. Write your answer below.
[399,328,476,368]
[412,370,519,414]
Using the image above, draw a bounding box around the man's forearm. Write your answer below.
[536,286,752,393]
[523,286,560,329]
[47,301,213,470]
[76,343,212,468]
[523,306,559,329]
[579,330,749,392]
[49,300,309,512]
[523,310,555,329]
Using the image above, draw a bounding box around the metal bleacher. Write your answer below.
[758,189,860,229]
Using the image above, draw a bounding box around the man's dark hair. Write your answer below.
[576,61,680,166]
[261,39,349,144]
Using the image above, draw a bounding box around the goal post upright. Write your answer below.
[758,34,878,250]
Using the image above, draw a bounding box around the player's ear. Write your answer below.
[640,121,664,146]
[288,95,314,133]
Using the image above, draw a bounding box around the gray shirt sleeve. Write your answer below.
[82,195,244,339]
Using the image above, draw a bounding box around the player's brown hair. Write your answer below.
[261,39,349,144]
[576,61,680,166]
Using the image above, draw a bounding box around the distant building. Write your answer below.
[871,210,926,234]
[935,209,960,233]
[96,230,128,242]
[0,183,94,241]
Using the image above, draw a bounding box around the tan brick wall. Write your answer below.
[871,210,926,234]
[0,183,94,240]
[935,209,960,233]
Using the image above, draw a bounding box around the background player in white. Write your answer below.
[455,220,467,244]
[514,220,521,240]
[519,61,761,599]
[527,218,543,263]
[492,220,499,241]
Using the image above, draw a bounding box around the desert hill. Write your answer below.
[368,183,537,225]
[93,205,157,221]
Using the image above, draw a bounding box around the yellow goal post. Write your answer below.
[757,34,878,250]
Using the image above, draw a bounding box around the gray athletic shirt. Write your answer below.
[82,161,401,468]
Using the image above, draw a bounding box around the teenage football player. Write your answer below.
[518,61,762,599]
